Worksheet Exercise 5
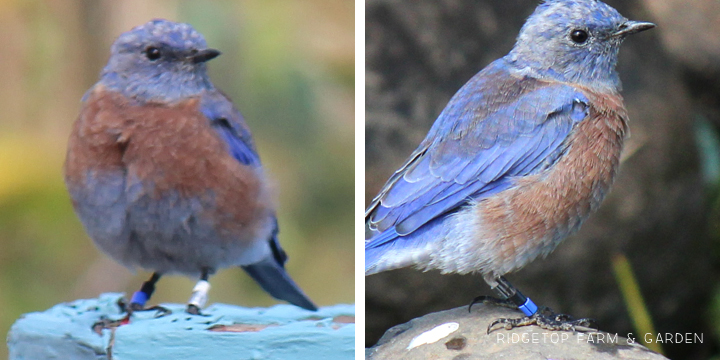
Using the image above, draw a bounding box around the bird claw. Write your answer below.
[127,302,173,318]
[143,305,173,317]
[91,303,172,333]
[186,304,202,315]
[486,307,597,334]
[92,316,128,334]
[185,304,212,316]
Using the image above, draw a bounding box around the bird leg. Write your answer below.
[469,276,597,334]
[186,268,211,315]
[469,276,539,315]
[127,272,164,311]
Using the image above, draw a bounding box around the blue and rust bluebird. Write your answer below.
[365,0,654,331]
[65,19,316,317]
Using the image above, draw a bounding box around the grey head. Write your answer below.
[97,19,222,103]
[507,0,655,93]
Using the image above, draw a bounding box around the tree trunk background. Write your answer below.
[364,1,720,359]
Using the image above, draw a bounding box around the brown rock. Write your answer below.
[368,306,669,360]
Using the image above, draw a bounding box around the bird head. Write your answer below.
[508,0,654,92]
[98,19,220,103]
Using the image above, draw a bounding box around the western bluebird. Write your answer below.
[64,19,317,317]
[365,0,654,331]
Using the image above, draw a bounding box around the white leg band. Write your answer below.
[188,280,211,309]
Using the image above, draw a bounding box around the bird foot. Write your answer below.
[92,315,130,334]
[486,307,597,334]
[186,304,203,315]
[138,304,173,317]
[185,303,212,316]
[91,302,172,333]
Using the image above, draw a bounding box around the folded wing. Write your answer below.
[365,59,590,269]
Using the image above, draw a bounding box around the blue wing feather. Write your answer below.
[214,125,260,166]
[201,91,261,166]
[365,58,590,264]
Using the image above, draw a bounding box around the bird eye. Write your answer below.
[145,46,161,60]
[570,29,589,44]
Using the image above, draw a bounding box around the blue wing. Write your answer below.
[201,91,315,310]
[201,90,261,166]
[365,59,590,268]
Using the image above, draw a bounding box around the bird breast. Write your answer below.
[431,90,628,276]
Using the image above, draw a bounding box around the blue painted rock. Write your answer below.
[8,293,354,360]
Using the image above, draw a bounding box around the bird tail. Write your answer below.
[242,257,318,311]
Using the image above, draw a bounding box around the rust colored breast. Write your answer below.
[65,87,127,184]
[477,90,629,275]
[65,86,271,241]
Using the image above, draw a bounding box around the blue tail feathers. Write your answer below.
[242,219,317,311]
[242,257,317,311]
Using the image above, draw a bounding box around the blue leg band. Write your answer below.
[518,297,538,316]
[130,291,148,307]
[493,276,539,316]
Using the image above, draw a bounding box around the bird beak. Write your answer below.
[191,48,222,63]
[612,21,656,37]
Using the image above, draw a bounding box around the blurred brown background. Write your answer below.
[0,1,354,358]
[365,0,720,359]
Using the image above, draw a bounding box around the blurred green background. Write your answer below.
[0,0,354,357]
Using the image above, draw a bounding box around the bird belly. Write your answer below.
[69,172,273,276]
